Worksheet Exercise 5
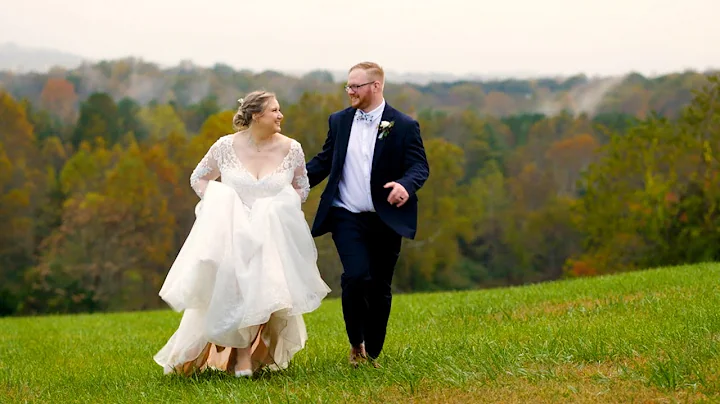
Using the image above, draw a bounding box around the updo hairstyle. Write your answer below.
[232,90,277,130]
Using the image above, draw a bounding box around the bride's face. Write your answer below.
[254,97,283,133]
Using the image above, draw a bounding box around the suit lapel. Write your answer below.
[372,103,395,171]
[335,108,355,171]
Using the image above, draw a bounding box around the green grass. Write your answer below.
[2,263,720,403]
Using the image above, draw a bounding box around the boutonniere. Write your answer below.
[378,120,395,140]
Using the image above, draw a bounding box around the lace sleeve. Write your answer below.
[190,141,221,198]
[291,141,310,203]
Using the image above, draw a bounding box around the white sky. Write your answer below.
[1,0,718,77]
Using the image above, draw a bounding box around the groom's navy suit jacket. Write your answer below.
[306,103,430,240]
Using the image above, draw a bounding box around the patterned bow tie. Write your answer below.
[355,110,373,124]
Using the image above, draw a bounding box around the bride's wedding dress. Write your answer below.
[153,134,331,376]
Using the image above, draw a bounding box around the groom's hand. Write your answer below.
[384,182,409,207]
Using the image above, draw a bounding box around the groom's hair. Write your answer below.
[349,62,385,86]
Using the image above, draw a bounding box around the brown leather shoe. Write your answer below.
[348,344,367,368]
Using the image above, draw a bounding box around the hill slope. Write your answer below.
[1,264,718,403]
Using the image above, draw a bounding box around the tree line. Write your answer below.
[0,67,718,316]
[1,59,714,121]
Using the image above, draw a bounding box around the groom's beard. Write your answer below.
[350,94,371,110]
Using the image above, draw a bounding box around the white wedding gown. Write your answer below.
[154,134,331,375]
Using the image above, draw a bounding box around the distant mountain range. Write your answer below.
[0,42,573,85]
[0,43,87,73]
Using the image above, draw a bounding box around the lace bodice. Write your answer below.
[189,134,310,207]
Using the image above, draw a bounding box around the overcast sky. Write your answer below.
[1,0,717,77]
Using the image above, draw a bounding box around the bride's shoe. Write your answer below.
[234,348,253,378]
[234,369,253,378]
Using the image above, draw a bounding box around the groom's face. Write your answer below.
[346,69,376,110]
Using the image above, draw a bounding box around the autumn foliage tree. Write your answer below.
[0,91,44,314]
[39,78,78,123]
[545,133,599,196]
[71,92,121,148]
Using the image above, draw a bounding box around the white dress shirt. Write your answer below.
[333,100,386,213]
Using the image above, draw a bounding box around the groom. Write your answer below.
[306,62,430,367]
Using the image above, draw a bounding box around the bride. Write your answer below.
[153,90,331,377]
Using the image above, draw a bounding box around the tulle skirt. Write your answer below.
[153,181,330,375]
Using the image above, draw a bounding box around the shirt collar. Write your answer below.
[357,99,385,121]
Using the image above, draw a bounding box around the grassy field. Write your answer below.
[2,263,719,403]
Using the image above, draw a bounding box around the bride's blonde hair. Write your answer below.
[232,90,277,130]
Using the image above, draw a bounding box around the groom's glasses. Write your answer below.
[344,82,375,92]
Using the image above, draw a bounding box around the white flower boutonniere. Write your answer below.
[378,120,395,140]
